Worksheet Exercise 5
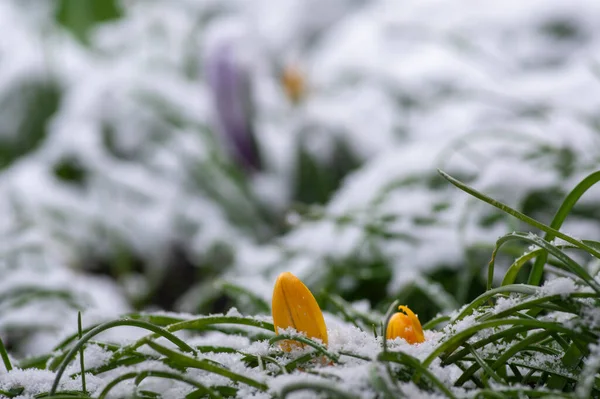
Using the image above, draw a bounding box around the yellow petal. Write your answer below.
[281,66,305,104]
[386,305,425,344]
[397,306,424,343]
[271,272,328,350]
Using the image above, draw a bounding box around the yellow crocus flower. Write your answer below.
[271,272,328,351]
[281,65,305,104]
[386,305,425,344]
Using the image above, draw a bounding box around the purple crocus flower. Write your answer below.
[206,39,262,172]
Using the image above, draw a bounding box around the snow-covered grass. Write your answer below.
[2,172,600,398]
[2,0,600,397]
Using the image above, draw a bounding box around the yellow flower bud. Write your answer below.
[386,305,425,344]
[271,272,328,351]
[281,65,305,104]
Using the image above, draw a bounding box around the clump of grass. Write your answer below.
[2,170,600,398]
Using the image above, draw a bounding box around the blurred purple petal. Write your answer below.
[206,39,262,172]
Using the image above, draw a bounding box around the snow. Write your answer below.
[1,0,600,396]
[0,368,101,397]
[1,0,600,311]
[539,277,578,298]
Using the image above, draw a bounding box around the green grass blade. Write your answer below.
[453,284,539,322]
[466,343,503,384]
[488,232,600,294]
[455,330,551,386]
[97,370,222,399]
[278,381,361,399]
[0,334,12,372]
[124,315,274,353]
[382,299,401,353]
[77,312,86,394]
[145,341,267,390]
[378,352,457,398]
[49,319,196,395]
[502,247,544,286]
[269,334,339,362]
[424,318,595,368]
[443,326,530,365]
[437,170,600,262]
[422,315,451,330]
[369,363,401,399]
[530,170,600,285]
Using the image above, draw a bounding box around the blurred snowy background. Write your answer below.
[3,0,600,356]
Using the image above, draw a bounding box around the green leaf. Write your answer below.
[529,170,600,285]
[55,0,122,44]
[437,170,600,263]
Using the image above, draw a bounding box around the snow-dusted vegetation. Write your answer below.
[2,0,600,397]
